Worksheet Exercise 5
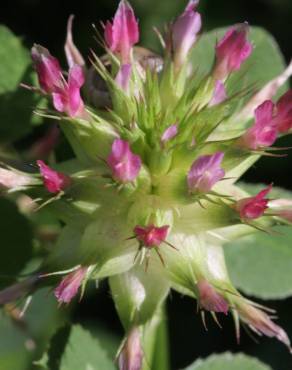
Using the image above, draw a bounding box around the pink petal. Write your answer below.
[240,100,278,150]
[197,280,229,314]
[161,124,178,143]
[274,90,292,132]
[37,160,71,193]
[31,45,63,93]
[107,139,142,183]
[172,1,201,68]
[134,224,169,247]
[54,267,87,304]
[65,15,85,68]
[187,152,225,193]
[236,185,272,220]
[105,0,139,63]
[214,23,252,80]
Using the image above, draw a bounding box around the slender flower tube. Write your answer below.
[118,327,143,370]
[213,23,252,81]
[196,280,229,314]
[208,80,227,107]
[273,90,292,133]
[104,0,139,63]
[238,100,278,150]
[107,139,142,183]
[54,267,87,304]
[235,185,272,220]
[37,160,71,194]
[187,152,225,193]
[134,224,169,247]
[172,0,202,70]
[115,64,132,93]
[32,45,85,118]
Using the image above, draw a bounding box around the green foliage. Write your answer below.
[184,352,272,370]
[0,198,33,287]
[225,184,292,299]
[225,225,292,299]
[0,26,45,142]
[59,325,116,370]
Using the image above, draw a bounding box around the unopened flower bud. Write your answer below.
[187,152,225,193]
[161,124,178,144]
[238,100,278,150]
[172,0,202,70]
[134,224,169,247]
[105,0,139,64]
[235,185,271,220]
[37,160,71,194]
[54,267,87,304]
[31,45,62,93]
[107,139,142,183]
[196,280,229,314]
[118,327,143,370]
[214,23,252,81]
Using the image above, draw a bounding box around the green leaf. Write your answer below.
[59,325,115,370]
[0,25,45,142]
[225,225,292,299]
[225,184,292,299]
[0,198,33,287]
[184,352,272,370]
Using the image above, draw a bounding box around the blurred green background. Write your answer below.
[0,1,292,369]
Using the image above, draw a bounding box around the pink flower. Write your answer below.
[208,80,227,107]
[239,100,278,150]
[104,0,139,63]
[37,160,71,194]
[238,302,290,349]
[54,267,87,304]
[31,45,62,94]
[134,224,169,247]
[118,327,143,370]
[161,124,178,144]
[115,64,132,93]
[172,0,202,69]
[235,185,272,220]
[197,280,229,314]
[214,23,252,81]
[107,139,142,183]
[32,45,85,118]
[187,152,225,193]
[273,90,292,133]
